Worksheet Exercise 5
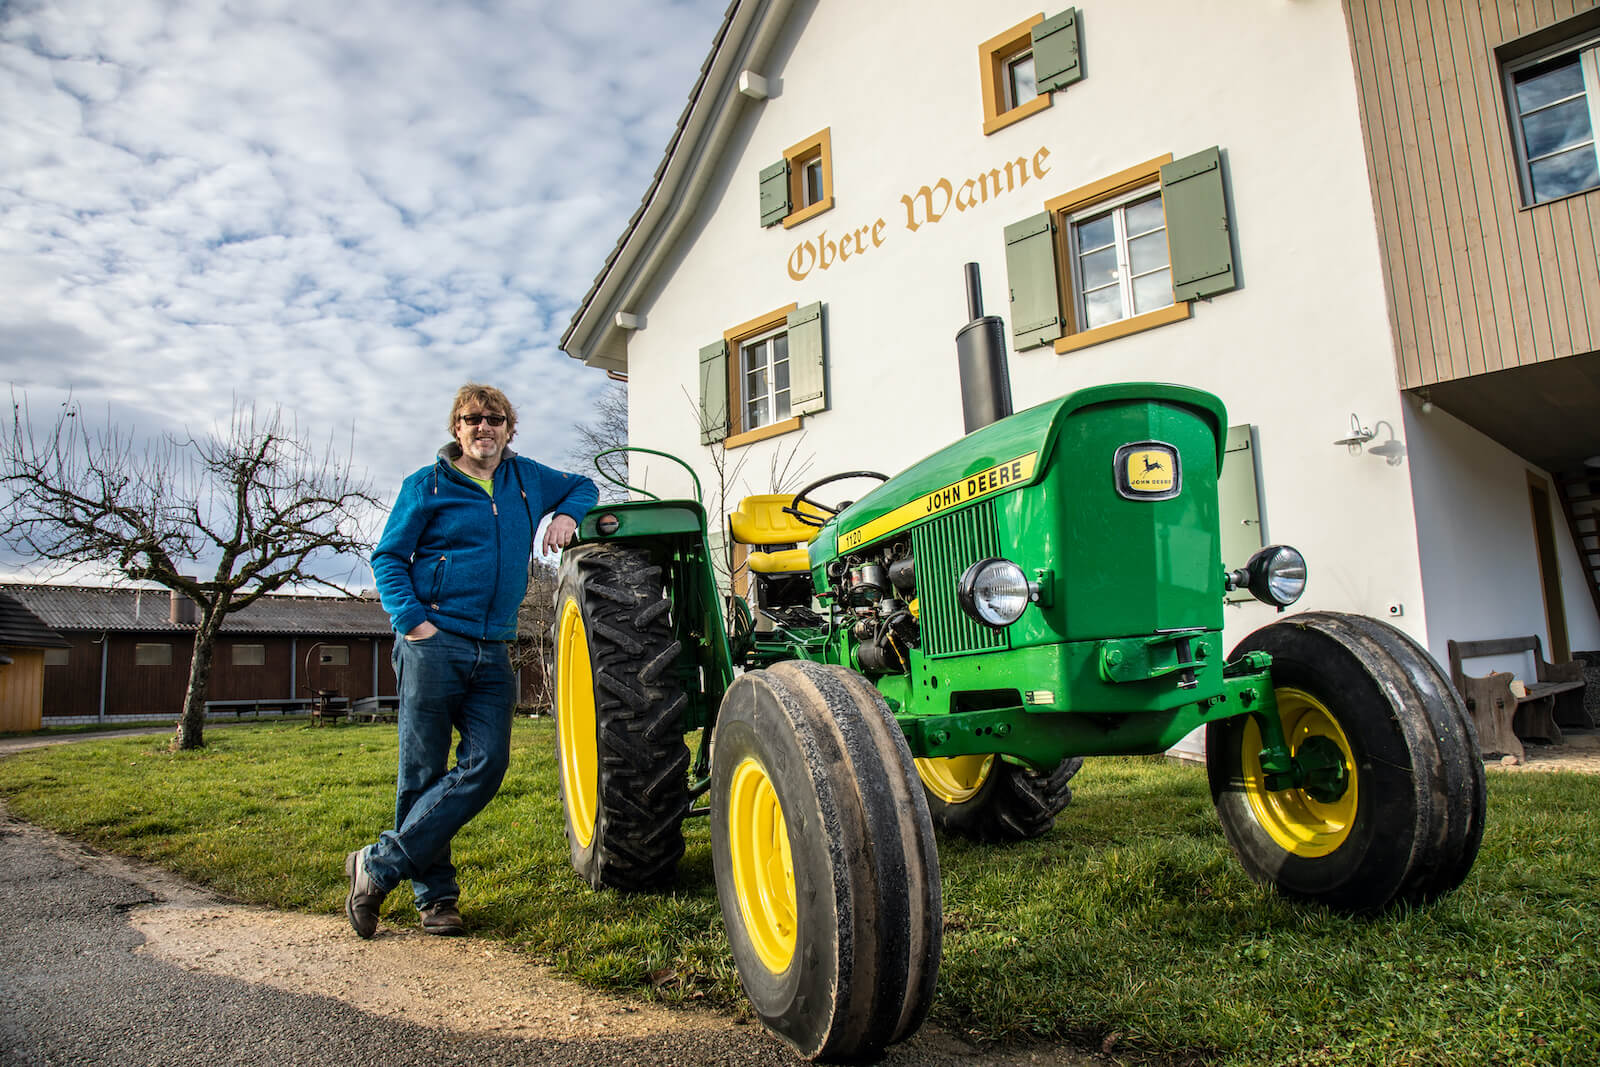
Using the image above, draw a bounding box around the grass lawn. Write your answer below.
[0,719,1594,1066]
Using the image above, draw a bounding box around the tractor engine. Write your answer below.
[826,538,919,674]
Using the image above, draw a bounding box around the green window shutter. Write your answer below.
[759,159,790,227]
[1160,146,1237,301]
[699,340,729,444]
[1032,8,1083,93]
[1004,211,1063,350]
[1219,424,1265,601]
[787,301,827,415]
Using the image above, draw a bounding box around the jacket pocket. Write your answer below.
[428,554,448,605]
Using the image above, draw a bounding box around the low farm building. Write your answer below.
[1,583,400,725]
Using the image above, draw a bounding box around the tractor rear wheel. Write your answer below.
[553,545,690,892]
[710,661,941,1061]
[1207,611,1484,913]
[915,754,1083,841]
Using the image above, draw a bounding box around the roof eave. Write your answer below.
[561,0,797,374]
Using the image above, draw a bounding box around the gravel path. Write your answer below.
[0,726,1101,1066]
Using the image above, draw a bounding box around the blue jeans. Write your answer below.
[364,628,515,908]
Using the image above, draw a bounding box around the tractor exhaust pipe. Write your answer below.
[956,262,1013,434]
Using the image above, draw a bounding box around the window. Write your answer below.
[979,10,1081,136]
[1067,188,1172,331]
[44,648,69,666]
[1003,47,1037,112]
[1505,34,1600,204]
[232,644,265,667]
[758,128,834,229]
[699,302,827,448]
[1004,148,1239,354]
[319,645,349,666]
[740,326,791,432]
[135,643,171,666]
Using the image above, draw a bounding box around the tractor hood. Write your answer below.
[823,382,1227,557]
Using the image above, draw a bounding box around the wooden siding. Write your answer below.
[1343,0,1600,389]
[0,649,46,731]
[41,634,400,718]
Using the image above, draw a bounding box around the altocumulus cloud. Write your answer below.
[0,0,725,581]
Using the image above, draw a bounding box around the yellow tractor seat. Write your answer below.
[730,494,825,578]
[728,494,825,547]
[748,547,812,574]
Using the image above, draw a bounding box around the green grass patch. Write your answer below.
[0,722,1594,1065]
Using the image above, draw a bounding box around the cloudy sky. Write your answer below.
[0,0,726,586]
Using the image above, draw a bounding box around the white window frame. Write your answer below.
[801,156,825,207]
[1003,46,1037,112]
[1505,33,1600,205]
[739,325,791,433]
[1065,184,1174,332]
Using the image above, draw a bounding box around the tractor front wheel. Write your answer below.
[1208,611,1484,913]
[553,545,690,892]
[915,754,1083,841]
[710,661,941,1061]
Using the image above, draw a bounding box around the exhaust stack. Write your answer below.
[955,262,1013,434]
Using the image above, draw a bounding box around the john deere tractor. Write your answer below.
[551,275,1484,1061]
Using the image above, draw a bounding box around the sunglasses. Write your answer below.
[457,413,507,427]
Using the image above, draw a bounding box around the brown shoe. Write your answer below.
[344,848,388,939]
[420,899,465,936]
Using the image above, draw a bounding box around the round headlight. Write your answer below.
[957,557,1035,628]
[1246,545,1307,607]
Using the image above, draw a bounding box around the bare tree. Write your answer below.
[0,394,381,750]
[512,558,559,714]
[564,380,629,501]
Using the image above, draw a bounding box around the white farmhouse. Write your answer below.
[562,0,1600,686]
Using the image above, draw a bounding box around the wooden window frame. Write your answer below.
[782,129,834,229]
[1044,154,1191,354]
[724,303,803,449]
[318,645,349,666]
[980,15,1052,136]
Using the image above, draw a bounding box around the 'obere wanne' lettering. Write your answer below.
[787,147,1051,282]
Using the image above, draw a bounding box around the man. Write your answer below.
[346,383,597,938]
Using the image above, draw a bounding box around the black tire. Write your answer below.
[553,544,690,891]
[710,661,941,1061]
[1207,611,1485,914]
[916,754,1084,841]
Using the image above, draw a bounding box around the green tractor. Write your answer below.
[551,279,1484,1061]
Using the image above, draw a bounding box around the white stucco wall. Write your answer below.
[620,0,1431,647]
[1405,397,1600,675]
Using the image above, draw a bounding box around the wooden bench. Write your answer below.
[1447,636,1588,760]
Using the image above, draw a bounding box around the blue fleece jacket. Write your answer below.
[372,445,598,641]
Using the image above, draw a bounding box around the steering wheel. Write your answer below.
[786,471,889,527]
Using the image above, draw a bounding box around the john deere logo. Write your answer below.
[1114,441,1181,501]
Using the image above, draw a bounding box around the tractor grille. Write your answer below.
[913,502,1008,658]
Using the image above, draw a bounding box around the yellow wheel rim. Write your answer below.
[556,599,598,849]
[1241,687,1359,858]
[914,754,995,804]
[727,758,796,974]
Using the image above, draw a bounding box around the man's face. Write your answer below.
[453,403,510,466]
